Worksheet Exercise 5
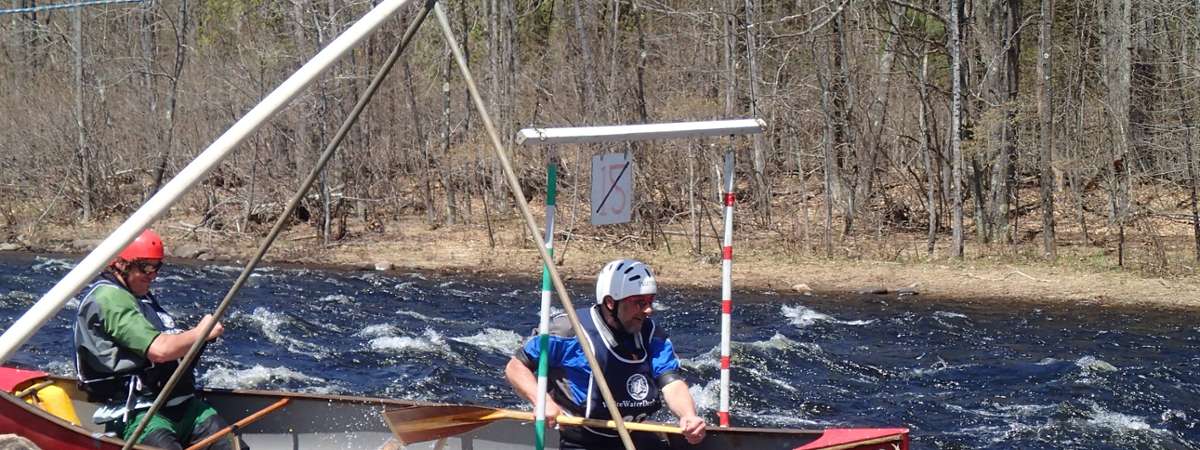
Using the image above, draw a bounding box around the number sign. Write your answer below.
[591,153,634,225]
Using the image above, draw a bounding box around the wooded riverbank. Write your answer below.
[4,213,1197,311]
[2,1,1198,310]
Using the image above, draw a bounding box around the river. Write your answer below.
[0,253,1196,449]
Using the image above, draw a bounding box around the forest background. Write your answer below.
[1,0,1198,309]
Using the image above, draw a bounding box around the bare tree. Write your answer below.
[571,0,598,117]
[744,0,769,223]
[1192,0,1200,261]
[814,31,836,257]
[72,5,92,221]
[919,51,937,255]
[149,0,189,198]
[950,0,965,258]
[975,0,1020,244]
[1104,0,1132,266]
[1188,112,1199,261]
[442,44,458,225]
[1038,0,1056,259]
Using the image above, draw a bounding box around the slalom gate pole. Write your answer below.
[719,150,735,427]
[535,150,559,450]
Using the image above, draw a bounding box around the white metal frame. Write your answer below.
[516,119,764,145]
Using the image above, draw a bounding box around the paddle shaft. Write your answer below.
[432,4,636,449]
[489,409,682,434]
[184,398,289,450]
[121,1,422,448]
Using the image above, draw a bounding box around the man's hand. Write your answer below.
[543,398,562,429]
[505,357,565,429]
[678,415,706,444]
[196,314,224,341]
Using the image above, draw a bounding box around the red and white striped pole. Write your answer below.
[718,150,735,427]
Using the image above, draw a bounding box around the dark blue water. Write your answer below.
[1,253,1197,449]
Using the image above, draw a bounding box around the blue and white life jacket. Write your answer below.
[573,305,663,437]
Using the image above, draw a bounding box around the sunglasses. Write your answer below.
[622,296,655,309]
[130,260,163,275]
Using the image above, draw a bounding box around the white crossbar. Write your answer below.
[516,118,764,145]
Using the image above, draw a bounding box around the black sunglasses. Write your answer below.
[131,260,163,275]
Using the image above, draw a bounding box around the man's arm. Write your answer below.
[505,356,561,427]
[145,314,224,363]
[662,379,706,444]
[649,329,706,444]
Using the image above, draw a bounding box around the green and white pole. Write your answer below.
[535,150,559,450]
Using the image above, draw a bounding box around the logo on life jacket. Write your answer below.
[626,373,650,401]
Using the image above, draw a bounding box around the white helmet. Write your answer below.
[595,259,657,304]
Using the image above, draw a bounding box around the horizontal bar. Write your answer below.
[516,118,764,146]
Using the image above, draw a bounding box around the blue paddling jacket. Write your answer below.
[515,305,684,438]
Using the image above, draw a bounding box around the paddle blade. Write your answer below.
[384,405,511,444]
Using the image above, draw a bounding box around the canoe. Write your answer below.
[1,366,908,449]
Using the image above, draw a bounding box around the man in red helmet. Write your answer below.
[73,229,237,449]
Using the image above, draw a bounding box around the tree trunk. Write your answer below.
[403,59,435,224]
[815,35,836,257]
[722,0,736,117]
[73,5,92,221]
[1191,0,1200,261]
[950,0,965,258]
[1037,0,1056,259]
[488,0,506,214]
[744,0,769,223]
[150,0,188,197]
[1104,0,1131,266]
[689,144,700,255]
[1071,0,1090,244]
[442,46,458,225]
[833,14,857,236]
[919,52,937,255]
[634,7,648,123]
[572,0,597,117]
[970,157,986,245]
[795,131,810,253]
[1188,116,1199,262]
[982,0,1020,244]
[141,0,160,198]
[460,1,471,135]
[859,1,901,236]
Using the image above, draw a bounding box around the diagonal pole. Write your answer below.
[0,0,417,366]
[431,4,636,449]
[120,1,428,447]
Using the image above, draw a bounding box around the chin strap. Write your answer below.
[103,265,131,289]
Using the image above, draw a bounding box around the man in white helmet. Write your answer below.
[506,259,707,449]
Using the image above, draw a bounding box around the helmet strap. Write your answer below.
[108,261,133,289]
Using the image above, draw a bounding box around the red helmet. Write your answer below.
[117,229,165,261]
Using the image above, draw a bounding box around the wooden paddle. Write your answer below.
[384,405,681,444]
[184,397,290,450]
